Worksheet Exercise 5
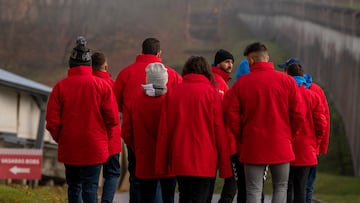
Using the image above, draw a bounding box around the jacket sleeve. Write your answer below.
[121,104,134,151]
[288,82,306,139]
[113,69,130,112]
[318,89,330,154]
[100,83,121,138]
[223,85,242,143]
[311,93,328,150]
[214,94,233,179]
[155,94,171,175]
[167,68,183,88]
[45,84,62,142]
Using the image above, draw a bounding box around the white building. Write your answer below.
[0,68,64,181]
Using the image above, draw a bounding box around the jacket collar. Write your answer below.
[183,73,211,84]
[211,66,230,82]
[250,62,274,72]
[68,66,92,76]
[93,70,112,79]
[135,54,162,63]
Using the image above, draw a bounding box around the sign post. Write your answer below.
[0,148,42,180]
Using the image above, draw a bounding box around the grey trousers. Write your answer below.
[244,163,290,203]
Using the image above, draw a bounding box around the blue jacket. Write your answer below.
[235,58,250,80]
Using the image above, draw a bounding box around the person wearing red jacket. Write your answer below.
[223,42,306,203]
[113,37,182,203]
[281,62,327,203]
[91,52,122,203]
[122,62,176,203]
[156,56,233,202]
[209,49,237,203]
[304,77,330,203]
[46,37,120,203]
[279,58,330,203]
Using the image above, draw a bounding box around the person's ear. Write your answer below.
[157,50,162,57]
[103,63,109,72]
[265,54,270,62]
[247,56,254,66]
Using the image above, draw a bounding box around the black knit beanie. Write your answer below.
[69,36,92,68]
[214,49,234,66]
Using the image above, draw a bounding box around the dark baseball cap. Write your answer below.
[278,58,302,69]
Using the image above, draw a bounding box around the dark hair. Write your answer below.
[91,52,106,71]
[243,42,267,56]
[182,56,216,85]
[287,63,304,76]
[142,38,160,55]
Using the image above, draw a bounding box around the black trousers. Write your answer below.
[287,166,311,203]
[235,160,246,203]
[139,177,176,203]
[177,176,213,203]
[128,148,141,203]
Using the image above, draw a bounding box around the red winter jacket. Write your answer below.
[93,70,122,155]
[156,74,233,178]
[212,67,237,155]
[122,93,174,179]
[46,66,120,165]
[309,83,330,154]
[212,66,230,99]
[291,85,328,166]
[223,62,306,164]
[113,54,182,112]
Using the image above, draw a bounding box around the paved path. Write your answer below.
[113,192,272,203]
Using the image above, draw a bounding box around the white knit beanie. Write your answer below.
[145,62,168,88]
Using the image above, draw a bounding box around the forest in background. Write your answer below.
[0,0,238,85]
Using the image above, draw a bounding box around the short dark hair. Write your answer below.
[91,52,106,71]
[287,63,304,76]
[243,42,267,56]
[182,56,215,85]
[142,38,160,55]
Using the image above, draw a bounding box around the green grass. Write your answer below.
[261,172,360,203]
[313,173,360,203]
[0,184,67,203]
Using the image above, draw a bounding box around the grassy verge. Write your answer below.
[0,184,67,203]
[313,173,360,203]
[262,172,360,203]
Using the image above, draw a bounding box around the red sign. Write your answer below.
[0,148,42,180]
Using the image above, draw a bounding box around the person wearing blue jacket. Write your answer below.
[235,58,250,80]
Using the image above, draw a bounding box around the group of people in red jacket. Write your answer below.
[45,36,330,203]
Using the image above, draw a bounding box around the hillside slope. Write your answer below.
[0,0,244,86]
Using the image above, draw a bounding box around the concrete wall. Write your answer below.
[234,0,360,176]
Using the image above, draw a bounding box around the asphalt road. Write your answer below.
[113,193,273,203]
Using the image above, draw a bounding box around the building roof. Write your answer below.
[0,68,51,96]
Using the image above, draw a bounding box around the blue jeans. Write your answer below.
[128,148,162,203]
[306,165,317,203]
[139,177,176,203]
[101,154,121,203]
[65,164,102,203]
